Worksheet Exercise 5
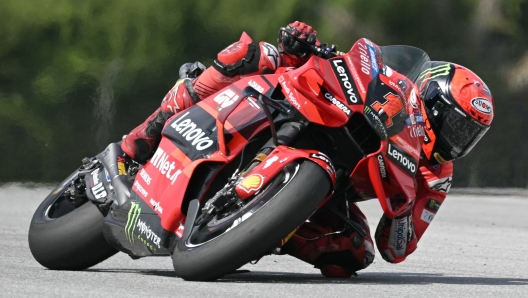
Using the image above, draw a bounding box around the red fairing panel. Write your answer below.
[277,55,365,127]
[235,146,337,200]
[346,39,425,218]
[132,139,227,233]
[133,74,279,233]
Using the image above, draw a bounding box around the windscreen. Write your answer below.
[380,46,430,82]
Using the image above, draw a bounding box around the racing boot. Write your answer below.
[282,203,375,278]
[121,63,204,163]
[192,33,280,99]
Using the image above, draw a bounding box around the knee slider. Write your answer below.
[314,237,375,273]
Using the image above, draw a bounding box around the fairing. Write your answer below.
[127,37,432,253]
[344,39,430,217]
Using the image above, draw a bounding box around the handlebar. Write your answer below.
[279,27,344,59]
[310,44,344,59]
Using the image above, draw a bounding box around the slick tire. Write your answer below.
[28,175,117,270]
[172,160,331,281]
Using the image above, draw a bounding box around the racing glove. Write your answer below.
[374,200,418,263]
[278,21,320,67]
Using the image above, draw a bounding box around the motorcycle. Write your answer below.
[28,33,430,281]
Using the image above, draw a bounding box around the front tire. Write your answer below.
[172,160,332,281]
[28,171,117,270]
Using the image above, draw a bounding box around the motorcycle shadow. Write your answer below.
[217,271,528,285]
[85,269,528,285]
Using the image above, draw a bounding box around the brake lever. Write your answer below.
[279,28,343,59]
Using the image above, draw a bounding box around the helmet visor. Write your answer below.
[425,89,490,159]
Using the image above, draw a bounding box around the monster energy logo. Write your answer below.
[124,201,162,250]
[425,198,441,212]
[418,64,452,82]
[125,202,141,243]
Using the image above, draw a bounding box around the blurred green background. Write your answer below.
[1,0,527,187]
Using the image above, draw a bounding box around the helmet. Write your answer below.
[416,62,494,165]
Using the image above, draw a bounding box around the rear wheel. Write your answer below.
[172,160,331,281]
[28,170,117,270]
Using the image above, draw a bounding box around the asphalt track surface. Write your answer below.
[1,184,528,298]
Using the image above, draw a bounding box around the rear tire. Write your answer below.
[28,172,117,270]
[172,160,331,281]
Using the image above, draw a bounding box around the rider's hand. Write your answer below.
[278,21,320,59]
[374,203,417,264]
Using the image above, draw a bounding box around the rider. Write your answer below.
[121,22,495,278]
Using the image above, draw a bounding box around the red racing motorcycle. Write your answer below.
[28,34,430,281]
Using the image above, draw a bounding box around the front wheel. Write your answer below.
[28,170,117,270]
[171,160,332,281]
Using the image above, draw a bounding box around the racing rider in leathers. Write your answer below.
[121,21,495,278]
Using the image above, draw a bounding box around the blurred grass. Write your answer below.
[0,0,527,186]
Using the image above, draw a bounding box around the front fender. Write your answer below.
[235,145,336,199]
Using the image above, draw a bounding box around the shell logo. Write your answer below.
[238,174,265,193]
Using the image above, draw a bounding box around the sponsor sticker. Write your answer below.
[329,58,362,105]
[364,106,388,139]
[377,154,390,183]
[368,46,379,77]
[410,87,419,109]
[358,41,371,76]
[150,148,183,185]
[390,80,407,102]
[310,152,335,173]
[238,174,265,193]
[394,136,421,157]
[263,155,278,169]
[323,90,351,116]
[347,55,366,94]
[409,124,426,138]
[139,168,152,185]
[386,141,418,176]
[117,156,127,175]
[125,202,141,243]
[248,79,264,93]
[388,217,408,256]
[149,198,163,214]
[90,168,107,200]
[170,111,214,151]
[125,202,162,251]
[133,180,148,198]
[433,152,448,164]
[425,198,441,212]
[278,76,301,109]
[214,89,240,110]
[428,176,452,193]
[418,64,452,83]
[471,98,493,115]
[136,218,162,250]
[420,209,435,224]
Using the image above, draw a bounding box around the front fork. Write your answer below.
[241,121,309,176]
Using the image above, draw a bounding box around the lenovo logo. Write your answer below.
[171,111,214,151]
[386,142,417,176]
[330,59,362,105]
